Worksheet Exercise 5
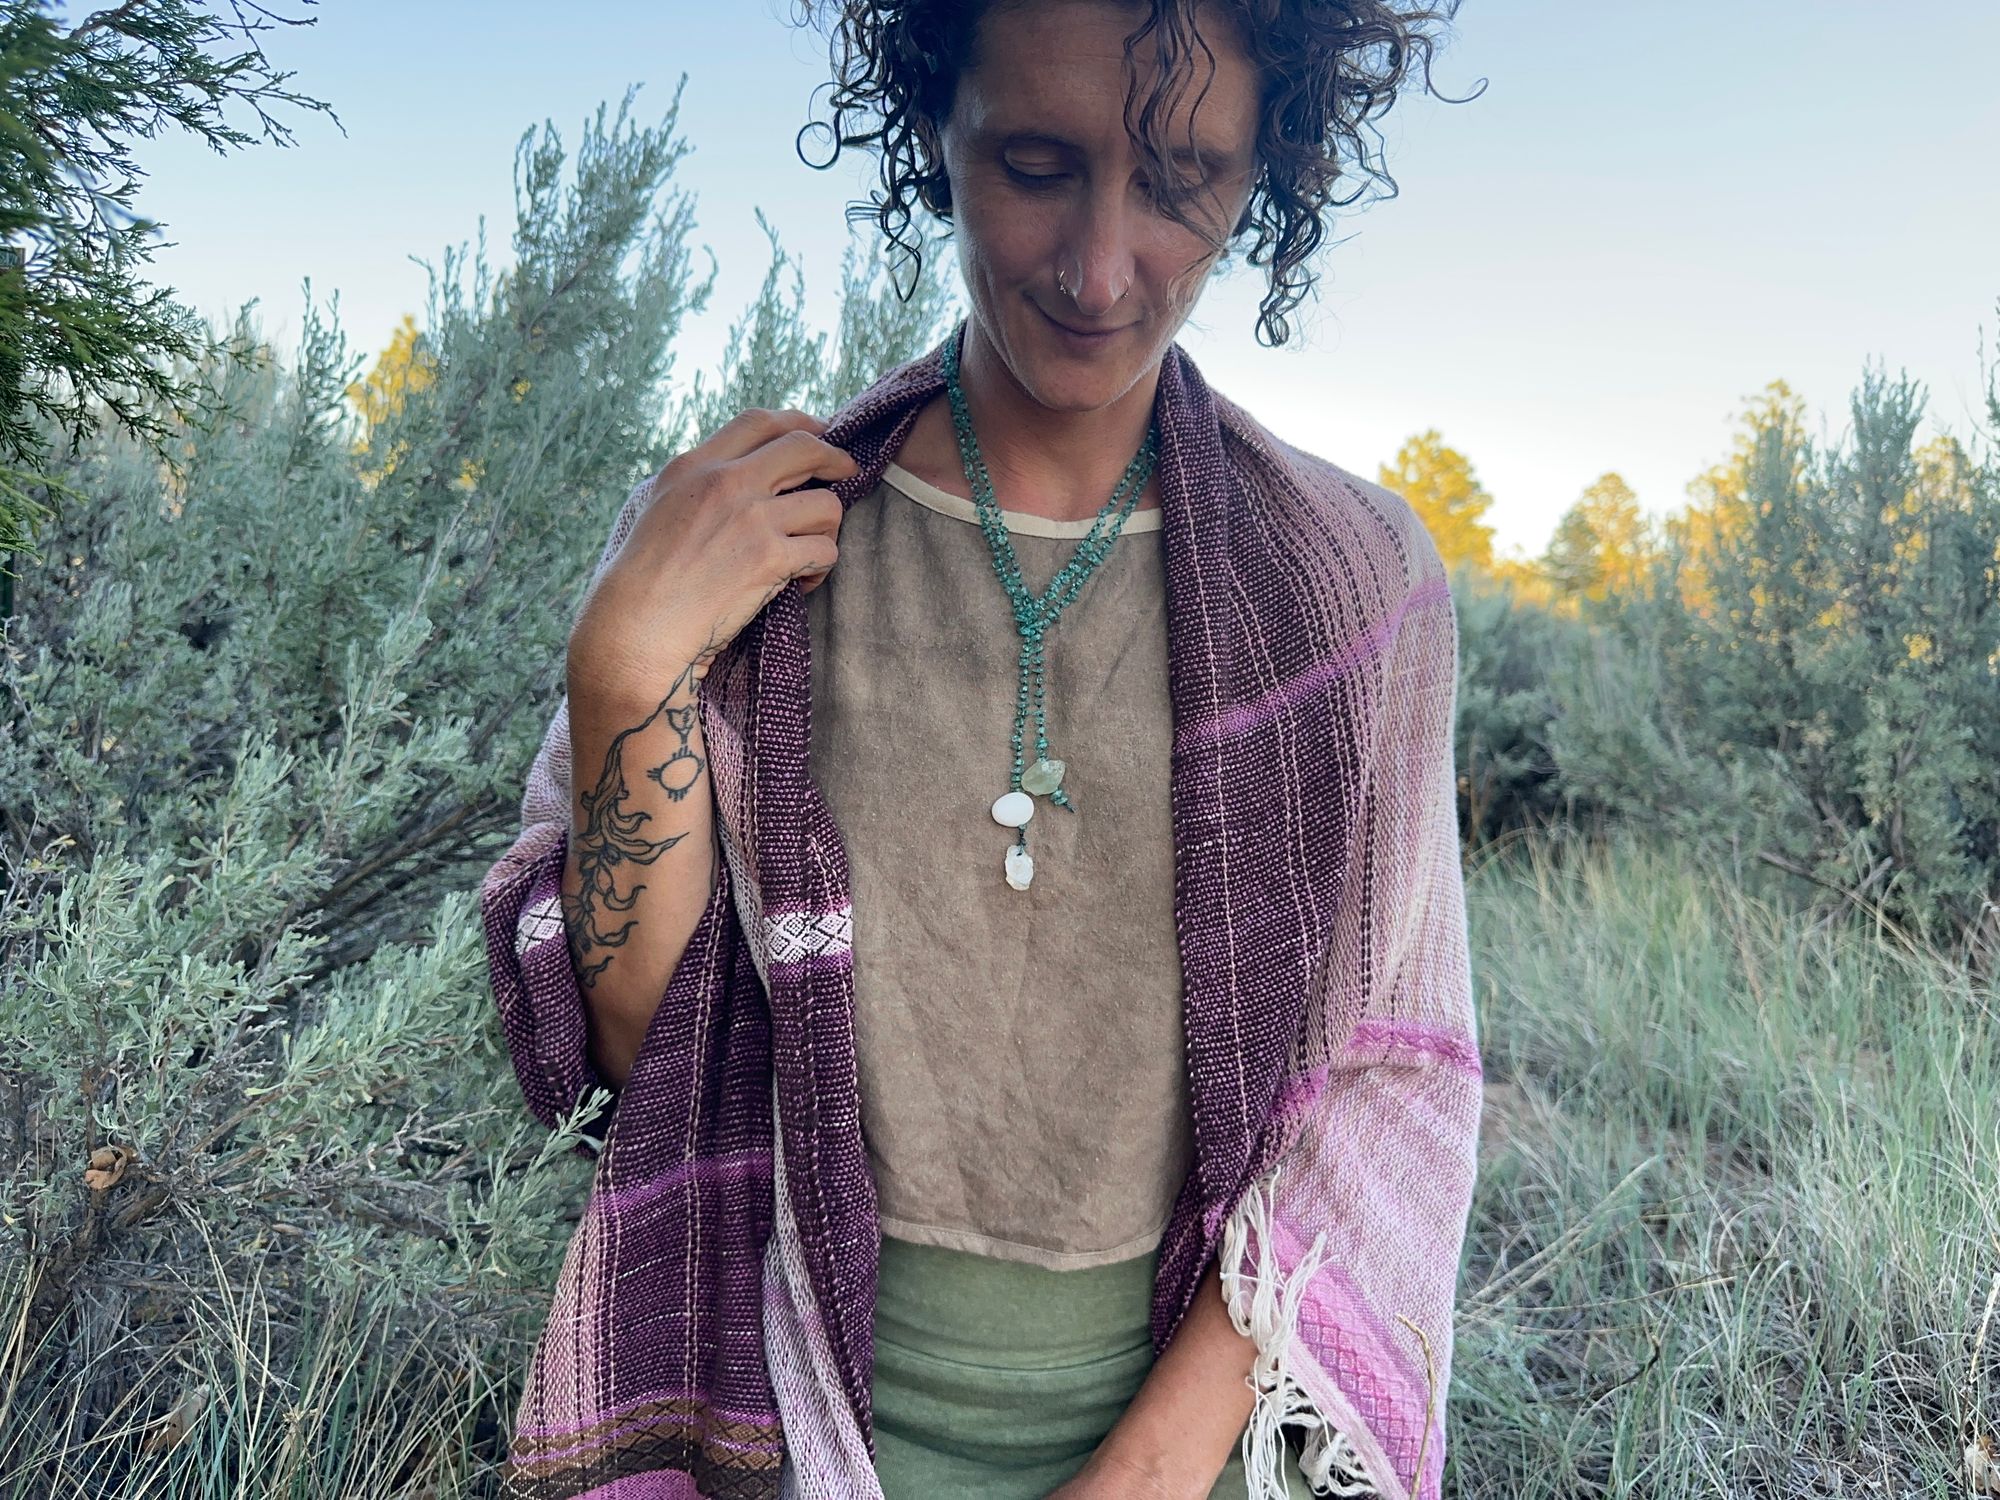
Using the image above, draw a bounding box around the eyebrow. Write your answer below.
[986,128,1240,177]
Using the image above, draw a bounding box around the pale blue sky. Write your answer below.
[134,1,2000,558]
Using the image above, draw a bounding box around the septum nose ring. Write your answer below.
[1056,263,1132,304]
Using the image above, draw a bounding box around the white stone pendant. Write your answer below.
[1005,844,1035,890]
[991,790,1035,828]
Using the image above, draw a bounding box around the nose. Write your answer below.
[1055,186,1137,320]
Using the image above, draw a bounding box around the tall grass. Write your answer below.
[1455,825,1997,1496]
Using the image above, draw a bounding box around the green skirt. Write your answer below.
[870,1233,1250,1499]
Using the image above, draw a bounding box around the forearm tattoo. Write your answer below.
[565,654,714,989]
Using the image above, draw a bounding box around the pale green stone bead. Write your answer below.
[1022,757,1067,796]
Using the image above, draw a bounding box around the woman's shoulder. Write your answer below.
[1211,387,1448,592]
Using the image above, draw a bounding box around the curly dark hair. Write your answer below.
[789,0,1477,348]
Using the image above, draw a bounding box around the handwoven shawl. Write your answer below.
[480,317,1482,1500]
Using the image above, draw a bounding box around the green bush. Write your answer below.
[1455,364,2000,972]
[0,84,956,1496]
[1651,368,2000,968]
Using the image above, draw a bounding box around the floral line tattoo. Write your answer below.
[564,647,717,990]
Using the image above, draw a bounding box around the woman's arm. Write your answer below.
[1047,1257,1256,1500]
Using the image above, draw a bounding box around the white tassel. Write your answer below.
[1218,1165,1381,1499]
[1299,1425,1380,1497]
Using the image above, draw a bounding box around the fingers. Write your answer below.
[785,529,840,585]
[700,406,842,472]
[731,422,861,496]
[763,485,845,541]
[771,486,844,595]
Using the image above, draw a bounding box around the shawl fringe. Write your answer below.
[1219,1164,1382,1499]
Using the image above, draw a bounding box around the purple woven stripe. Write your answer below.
[744,367,947,1441]
[765,949,854,974]
[1174,573,1452,752]
[587,1150,775,1219]
[1345,1018,1484,1081]
[1150,331,1368,1352]
[480,835,599,1147]
[760,898,845,918]
[519,1414,785,1469]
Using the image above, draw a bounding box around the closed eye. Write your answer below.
[1005,165,1165,206]
[1005,164,1067,189]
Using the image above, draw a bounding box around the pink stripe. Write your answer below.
[1344,1018,1483,1081]
[575,1472,702,1499]
[515,1387,782,1441]
[1175,576,1452,751]
[589,1149,773,1218]
[1265,1216,1432,1463]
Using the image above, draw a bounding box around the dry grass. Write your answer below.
[1454,823,1999,1497]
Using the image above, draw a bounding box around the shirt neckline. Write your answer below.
[881,459,1164,539]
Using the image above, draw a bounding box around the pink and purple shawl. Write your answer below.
[479,318,1482,1500]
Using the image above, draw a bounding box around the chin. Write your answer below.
[1020,366,1126,414]
[1019,338,1130,393]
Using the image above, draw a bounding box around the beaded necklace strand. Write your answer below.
[940,323,1162,891]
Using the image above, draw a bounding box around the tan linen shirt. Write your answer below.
[805,459,1192,1270]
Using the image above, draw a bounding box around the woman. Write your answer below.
[481,3,1481,1498]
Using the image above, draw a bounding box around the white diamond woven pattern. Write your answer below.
[762,906,854,965]
[514,894,565,958]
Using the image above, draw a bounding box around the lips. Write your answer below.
[1040,305,1127,338]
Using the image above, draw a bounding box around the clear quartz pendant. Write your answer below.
[1021,757,1066,796]
[1005,844,1035,890]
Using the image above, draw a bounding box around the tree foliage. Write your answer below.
[1662,368,1998,964]
[0,0,331,571]
[1665,379,1810,616]
[1540,471,1660,609]
[1508,368,2000,970]
[1377,426,1497,571]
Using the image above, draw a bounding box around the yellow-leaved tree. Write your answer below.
[1377,428,1497,572]
[1666,379,1808,616]
[347,313,435,429]
[345,313,492,492]
[347,313,459,489]
[1541,472,1660,606]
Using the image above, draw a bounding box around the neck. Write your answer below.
[912,318,1162,524]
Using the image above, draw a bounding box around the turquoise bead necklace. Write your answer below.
[941,322,1161,891]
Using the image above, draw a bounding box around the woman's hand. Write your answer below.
[1043,1447,1182,1500]
[1043,1258,1256,1500]
[568,406,857,706]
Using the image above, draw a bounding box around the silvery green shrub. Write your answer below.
[1455,363,2000,971]
[0,81,955,1495]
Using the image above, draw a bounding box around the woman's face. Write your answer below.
[938,0,1260,415]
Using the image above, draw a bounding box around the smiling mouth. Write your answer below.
[1040,306,1129,337]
